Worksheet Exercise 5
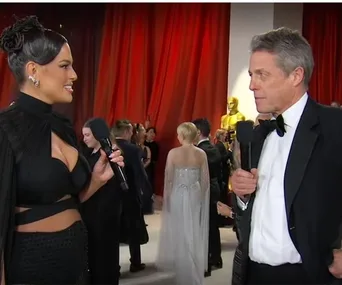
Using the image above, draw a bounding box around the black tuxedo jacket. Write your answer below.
[232,98,342,285]
[197,140,222,204]
[115,139,149,245]
[115,139,145,202]
[215,140,233,186]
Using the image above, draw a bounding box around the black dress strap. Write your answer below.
[15,197,79,226]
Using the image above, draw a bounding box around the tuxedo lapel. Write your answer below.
[284,98,319,219]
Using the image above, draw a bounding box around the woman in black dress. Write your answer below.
[81,118,122,285]
[135,124,153,214]
[0,16,123,284]
[144,127,159,194]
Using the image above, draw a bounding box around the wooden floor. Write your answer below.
[119,211,238,285]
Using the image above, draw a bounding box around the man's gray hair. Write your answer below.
[250,27,314,88]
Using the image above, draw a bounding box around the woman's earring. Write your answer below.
[28,75,40,87]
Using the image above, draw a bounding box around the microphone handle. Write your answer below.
[240,142,252,200]
[99,139,129,191]
[109,161,129,191]
[240,142,251,172]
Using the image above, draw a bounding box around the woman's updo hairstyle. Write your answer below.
[0,15,67,85]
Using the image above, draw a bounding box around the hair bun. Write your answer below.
[0,15,44,54]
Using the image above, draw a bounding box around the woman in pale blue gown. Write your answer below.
[156,122,210,285]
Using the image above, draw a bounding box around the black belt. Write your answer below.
[15,197,79,225]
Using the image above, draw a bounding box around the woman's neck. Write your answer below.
[92,144,101,154]
[20,86,53,105]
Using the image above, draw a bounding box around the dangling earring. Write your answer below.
[28,75,40,87]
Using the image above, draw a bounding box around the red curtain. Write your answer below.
[94,4,153,124]
[303,4,342,104]
[95,3,230,195]
[0,52,15,108]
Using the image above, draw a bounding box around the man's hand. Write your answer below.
[217,201,233,218]
[329,249,342,279]
[231,168,258,199]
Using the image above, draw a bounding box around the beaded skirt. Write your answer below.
[7,221,88,285]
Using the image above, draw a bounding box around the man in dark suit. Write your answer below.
[231,27,342,285]
[215,129,233,203]
[111,119,147,273]
[192,118,223,276]
[215,129,234,228]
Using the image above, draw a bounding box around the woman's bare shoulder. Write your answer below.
[194,147,207,157]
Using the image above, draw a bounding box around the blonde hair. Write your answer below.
[177,122,198,142]
[215,129,226,140]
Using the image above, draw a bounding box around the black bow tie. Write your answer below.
[258,114,286,137]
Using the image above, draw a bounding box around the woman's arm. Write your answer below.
[0,127,16,285]
[78,177,103,203]
[79,149,124,202]
[143,146,151,168]
[217,201,234,219]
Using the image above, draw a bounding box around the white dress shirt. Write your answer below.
[238,93,308,266]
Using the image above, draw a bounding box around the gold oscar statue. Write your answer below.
[221,97,246,141]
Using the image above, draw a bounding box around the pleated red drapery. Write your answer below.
[303,4,342,104]
[94,3,231,195]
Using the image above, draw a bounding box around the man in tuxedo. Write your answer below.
[214,129,232,201]
[111,119,147,273]
[192,118,223,276]
[215,129,234,228]
[231,27,342,285]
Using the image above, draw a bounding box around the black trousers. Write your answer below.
[208,202,222,265]
[246,260,311,285]
[129,240,142,266]
[122,197,144,266]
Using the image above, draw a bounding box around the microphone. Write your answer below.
[236,120,254,199]
[90,118,129,191]
[236,121,254,172]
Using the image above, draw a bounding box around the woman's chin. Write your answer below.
[60,90,74,103]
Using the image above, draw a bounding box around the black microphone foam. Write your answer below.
[90,118,111,140]
[90,118,129,191]
[236,120,254,172]
[236,120,254,145]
